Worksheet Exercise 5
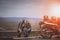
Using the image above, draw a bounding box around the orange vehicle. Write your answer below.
[39,21,60,38]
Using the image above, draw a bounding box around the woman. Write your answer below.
[18,19,26,37]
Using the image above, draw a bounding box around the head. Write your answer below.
[21,18,25,23]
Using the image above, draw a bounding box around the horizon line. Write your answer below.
[0,16,42,19]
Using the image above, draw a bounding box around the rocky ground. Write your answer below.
[0,31,60,40]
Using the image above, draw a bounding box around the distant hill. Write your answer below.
[0,17,42,31]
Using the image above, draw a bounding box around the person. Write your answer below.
[23,21,31,37]
[18,18,31,37]
[18,19,26,37]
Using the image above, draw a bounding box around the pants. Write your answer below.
[24,28,31,37]
[17,30,21,37]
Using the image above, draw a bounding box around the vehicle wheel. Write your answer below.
[40,27,53,38]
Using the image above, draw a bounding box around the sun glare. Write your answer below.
[49,4,60,17]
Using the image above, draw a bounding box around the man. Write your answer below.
[23,21,31,37]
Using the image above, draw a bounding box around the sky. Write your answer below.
[0,0,58,18]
